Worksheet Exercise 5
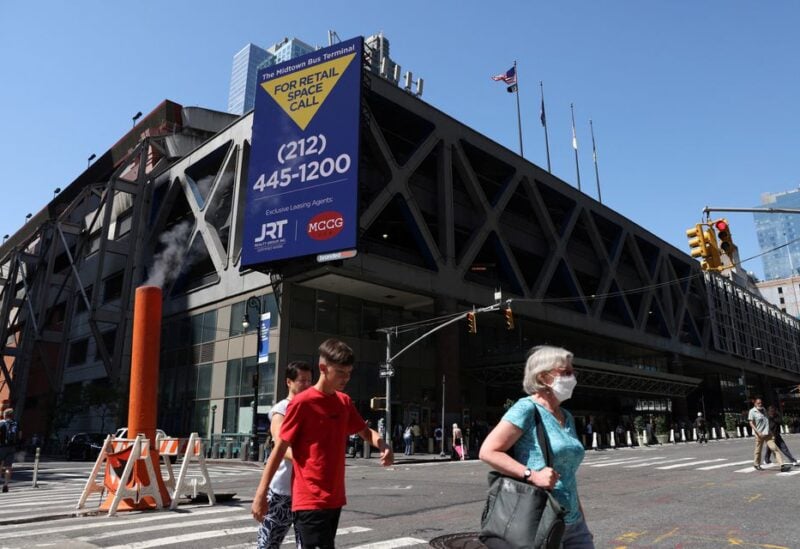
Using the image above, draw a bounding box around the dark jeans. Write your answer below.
[294,507,342,549]
[765,434,796,463]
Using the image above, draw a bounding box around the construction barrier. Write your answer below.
[157,432,215,510]
[77,435,166,516]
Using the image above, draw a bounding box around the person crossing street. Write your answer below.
[748,398,791,472]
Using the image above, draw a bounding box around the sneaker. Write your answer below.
[781,464,792,473]
[754,465,763,471]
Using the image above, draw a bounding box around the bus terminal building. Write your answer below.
[2,38,800,448]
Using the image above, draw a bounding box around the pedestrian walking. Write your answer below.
[403,424,414,455]
[748,398,791,472]
[255,361,313,549]
[0,408,20,492]
[480,345,594,548]
[694,412,708,444]
[251,339,393,549]
[452,423,465,460]
[764,405,797,467]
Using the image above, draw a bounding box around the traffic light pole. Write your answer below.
[377,300,509,449]
[703,206,800,216]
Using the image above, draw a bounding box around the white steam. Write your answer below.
[145,220,194,288]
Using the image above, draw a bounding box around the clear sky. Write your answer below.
[2,1,798,280]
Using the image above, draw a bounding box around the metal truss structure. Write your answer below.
[2,59,799,430]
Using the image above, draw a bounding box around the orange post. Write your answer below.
[101,285,171,510]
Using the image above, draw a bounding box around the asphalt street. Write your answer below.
[1,435,799,548]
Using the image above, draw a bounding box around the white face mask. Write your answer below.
[548,375,577,402]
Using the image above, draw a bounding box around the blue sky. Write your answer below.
[2,1,798,280]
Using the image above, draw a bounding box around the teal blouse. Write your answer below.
[502,397,585,524]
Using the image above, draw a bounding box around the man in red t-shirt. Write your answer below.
[252,338,393,548]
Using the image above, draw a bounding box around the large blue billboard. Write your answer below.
[240,36,363,269]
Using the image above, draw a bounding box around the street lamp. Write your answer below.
[210,404,217,440]
[132,111,143,127]
[242,296,262,461]
[87,153,96,168]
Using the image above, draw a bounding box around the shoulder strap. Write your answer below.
[532,405,555,467]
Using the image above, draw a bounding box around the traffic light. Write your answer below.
[504,306,515,330]
[714,218,735,256]
[466,311,477,334]
[685,224,721,271]
[686,224,708,259]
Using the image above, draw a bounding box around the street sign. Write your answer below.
[379,367,395,378]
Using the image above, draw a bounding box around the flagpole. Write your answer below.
[540,81,551,173]
[590,119,602,204]
[514,61,523,158]
[570,103,581,191]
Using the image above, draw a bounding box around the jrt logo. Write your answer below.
[255,220,289,242]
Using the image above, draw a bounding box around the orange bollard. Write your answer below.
[101,285,171,511]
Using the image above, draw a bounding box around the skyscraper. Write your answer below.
[227,44,269,115]
[227,38,315,115]
[754,188,800,280]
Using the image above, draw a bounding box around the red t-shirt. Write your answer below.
[279,387,367,511]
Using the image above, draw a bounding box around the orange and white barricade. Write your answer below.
[157,432,215,509]
[77,434,166,516]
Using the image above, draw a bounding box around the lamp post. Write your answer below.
[87,153,96,168]
[132,111,143,127]
[210,404,217,440]
[242,296,262,461]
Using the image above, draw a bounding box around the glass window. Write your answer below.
[191,314,204,345]
[222,397,238,433]
[778,287,783,294]
[103,271,124,303]
[196,363,212,399]
[316,291,338,334]
[202,310,218,343]
[362,303,381,339]
[340,296,361,337]
[192,400,210,436]
[230,301,245,337]
[292,285,315,330]
[225,359,242,397]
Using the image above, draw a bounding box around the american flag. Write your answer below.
[491,66,517,86]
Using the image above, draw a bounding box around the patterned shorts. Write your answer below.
[257,489,302,549]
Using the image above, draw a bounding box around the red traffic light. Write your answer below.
[714,220,728,232]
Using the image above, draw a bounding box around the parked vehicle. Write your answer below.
[114,428,175,462]
[66,432,107,461]
[114,428,168,439]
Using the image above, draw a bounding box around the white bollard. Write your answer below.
[721,427,728,439]
[669,429,675,443]
[693,428,698,441]
[592,432,598,450]
[782,424,788,435]
[681,428,687,442]
[737,426,742,438]
[711,428,717,440]
[641,430,648,446]
[610,432,616,448]
[627,431,633,446]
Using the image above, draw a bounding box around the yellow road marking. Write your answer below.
[653,528,679,543]
[615,531,646,542]
[747,493,763,503]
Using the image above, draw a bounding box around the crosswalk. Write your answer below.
[0,479,428,548]
[582,451,800,475]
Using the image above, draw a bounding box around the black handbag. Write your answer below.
[479,406,566,549]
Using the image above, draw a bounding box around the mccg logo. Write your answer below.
[307,211,344,240]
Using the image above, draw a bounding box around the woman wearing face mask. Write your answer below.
[479,345,594,548]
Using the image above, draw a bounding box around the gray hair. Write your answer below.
[522,346,574,395]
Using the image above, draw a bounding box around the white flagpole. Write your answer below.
[590,119,602,204]
[571,103,581,191]
[513,61,523,158]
